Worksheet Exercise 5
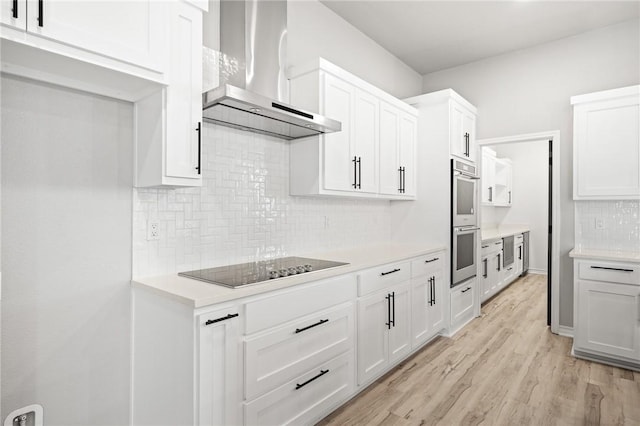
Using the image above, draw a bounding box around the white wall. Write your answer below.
[288,0,422,99]
[490,142,549,273]
[1,76,133,425]
[422,19,640,327]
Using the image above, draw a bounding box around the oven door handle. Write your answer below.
[454,227,480,233]
[453,171,480,180]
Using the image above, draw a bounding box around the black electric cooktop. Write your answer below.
[178,256,349,288]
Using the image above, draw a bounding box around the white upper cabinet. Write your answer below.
[572,85,640,200]
[289,58,418,200]
[0,0,179,101]
[494,158,512,206]
[0,0,25,29]
[481,148,512,207]
[450,99,477,162]
[481,148,496,204]
[379,102,417,197]
[134,1,203,188]
[323,73,356,192]
[26,0,165,72]
[353,88,380,194]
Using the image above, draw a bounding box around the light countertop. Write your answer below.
[569,248,640,263]
[481,225,530,242]
[132,243,446,308]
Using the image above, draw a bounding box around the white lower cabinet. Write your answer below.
[515,242,524,277]
[410,253,446,348]
[573,259,640,368]
[198,307,243,426]
[242,275,357,425]
[480,240,502,303]
[134,250,472,426]
[357,282,411,385]
[450,279,476,334]
[244,351,354,426]
[480,234,525,304]
[131,289,243,426]
[244,303,354,400]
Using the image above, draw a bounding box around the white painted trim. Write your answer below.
[527,269,547,275]
[129,287,136,426]
[558,325,574,338]
[476,130,561,335]
[570,84,639,105]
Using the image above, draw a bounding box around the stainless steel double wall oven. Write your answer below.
[451,159,479,286]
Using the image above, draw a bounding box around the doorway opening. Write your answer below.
[476,131,561,334]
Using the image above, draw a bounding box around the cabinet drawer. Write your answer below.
[244,351,355,426]
[481,240,502,257]
[244,274,356,334]
[358,261,410,296]
[578,261,640,286]
[411,253,444,278]
[244,303,354,400]
[515,234,524,244]
[451,280,475,328]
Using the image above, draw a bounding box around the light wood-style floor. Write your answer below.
[319,274,640,426]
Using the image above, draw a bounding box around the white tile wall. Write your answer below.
[133,124,392,277]
[575,200,640,252]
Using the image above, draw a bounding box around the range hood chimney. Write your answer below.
[202,0,341,140]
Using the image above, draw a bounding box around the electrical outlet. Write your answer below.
[4,404,43,426]
[595,218,605,230]
[147,221,160,240]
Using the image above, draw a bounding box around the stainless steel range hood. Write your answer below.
[202,0,341,140]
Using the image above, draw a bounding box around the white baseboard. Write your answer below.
[527,268,547,275]
[557,325,574,338]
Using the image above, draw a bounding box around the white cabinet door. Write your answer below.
[411,258,445,347]
[575,280,640,361]
[462,108,476,162]
[353,88,379,194]
[165,1,202,180]
[322,73,355,192]
[515,243,524,276]
[134,1,203,187]
[24,0,167,72]
[493,158,512,206]
[574,91,640,199]
[379,102,416,198]
[410,276,430,347]
[357,291,389,385]
[399,113,417,197]
[198,307,242,426]
[0,0,25,29]
[481,150,496,205]
[480,256,492,302]
[388,282,411,365]
[450,101,464,159]
[450,280,476,332]
[379,102,400,196]
[450,101,474,161]
[428,270,446,334]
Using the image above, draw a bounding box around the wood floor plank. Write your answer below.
[317,274,640,426]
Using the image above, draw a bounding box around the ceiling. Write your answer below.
[319,1,640,75]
